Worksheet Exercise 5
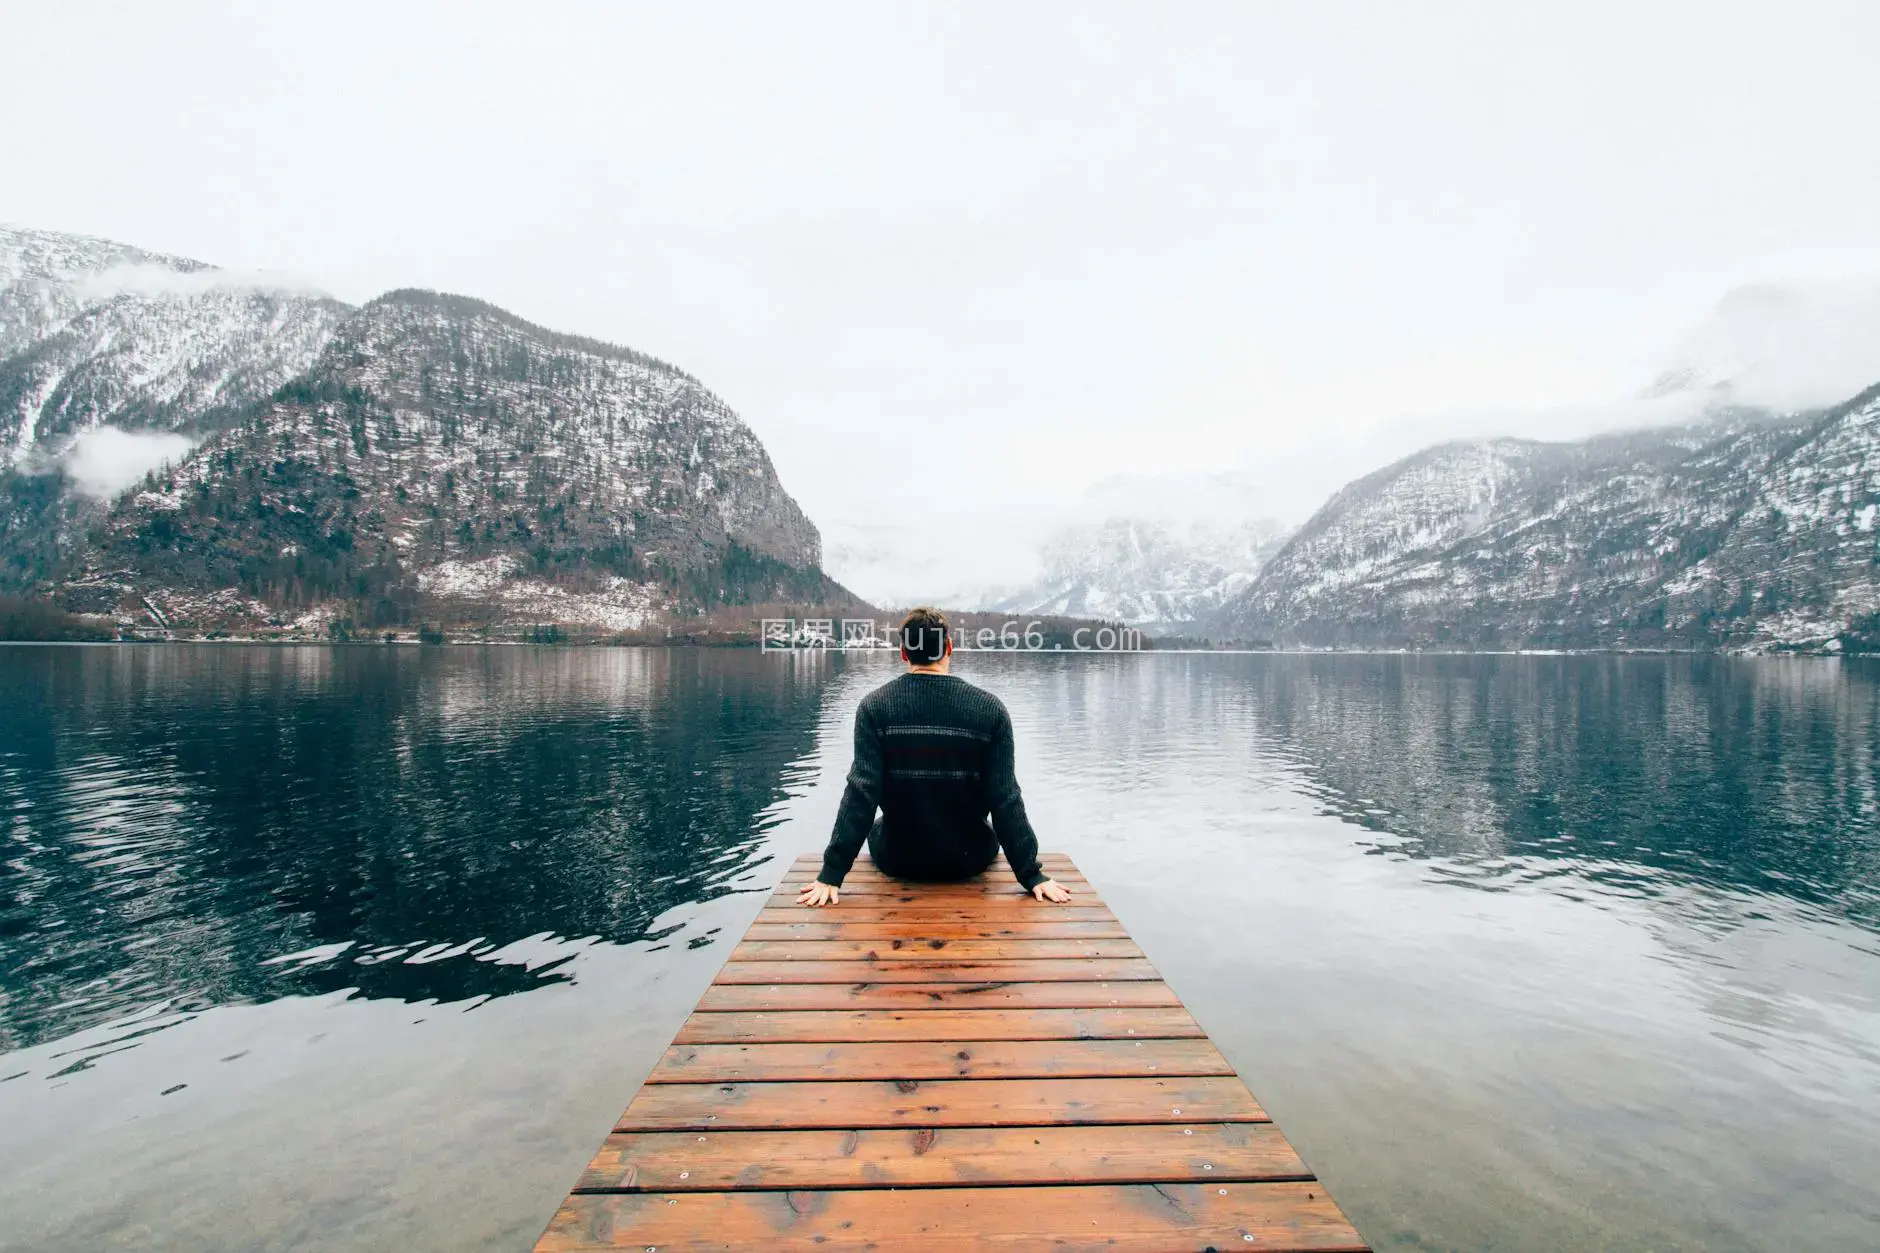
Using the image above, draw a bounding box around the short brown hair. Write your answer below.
[899,606,950,665]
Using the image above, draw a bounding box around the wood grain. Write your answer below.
[672,1006,1209,1043]
[694,979,1181,1013]
[617,1076,1268,1131]
[755,905,1119,925]
[538,1182,1368,1251]
[775,876,1092,892]
[730,937,1145,961]
[576,1122,1305,1191]
[767,886,1101,906]
[645,1038,1235,1083]
[777,874,1090,888]
[743,919,1131,941]
[780,853,1077,870]
[713,957,1160,984]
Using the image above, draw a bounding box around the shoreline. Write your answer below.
[0,639,1866,658]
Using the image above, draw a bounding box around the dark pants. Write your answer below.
[866,816,999,882]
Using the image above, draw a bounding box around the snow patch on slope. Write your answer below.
[417,556,521,598]
[495,578,666,632]
[415,558,666,631]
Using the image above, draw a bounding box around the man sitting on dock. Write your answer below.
[797,606,1074,907]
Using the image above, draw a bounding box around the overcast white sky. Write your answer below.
[7,1,1880,590]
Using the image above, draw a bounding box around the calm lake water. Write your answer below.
[2,645,1877,1252]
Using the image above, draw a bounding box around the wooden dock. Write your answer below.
[533,852,1370,1251]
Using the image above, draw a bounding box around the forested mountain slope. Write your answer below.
[1,228,848,634]
[1217,392,1880,652]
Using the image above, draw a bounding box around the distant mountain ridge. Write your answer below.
[848,471,1294,628]
[1215,390,1880,651]
[990,515,1290,627]
[0,226,849,635]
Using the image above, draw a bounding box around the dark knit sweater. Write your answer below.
[819,672,1048,890]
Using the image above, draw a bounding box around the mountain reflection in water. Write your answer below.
[0,646,825,1056]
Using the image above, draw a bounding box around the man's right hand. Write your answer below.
[1032,878,1072,903]
[797,880,840,908]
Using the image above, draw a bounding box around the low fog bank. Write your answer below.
[75,261,338,302]
[822,279,1880,608]
[60,426,195,500]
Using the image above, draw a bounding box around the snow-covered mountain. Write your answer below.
[1,224,349,465]
[819,472,1290,624]
[1216,390,1880,651]
[1,227,845,633]
[989,514,1289,626]
[1,225,206,358]
[974,472,1290,627]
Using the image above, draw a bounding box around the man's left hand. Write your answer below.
[797,880,840,908]
[1032,879,1072,903]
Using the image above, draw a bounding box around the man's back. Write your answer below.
[817,671,1047,889]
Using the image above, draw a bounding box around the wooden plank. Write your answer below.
[694,980,1181,1013]
[781,852,1078,868]
[774,875,1083,889]
[767,885,1100,904]
[774,872,1097,891]
[774,884,1097,891]
[730,937,1145,961]
[779,862,1087,877]
[538,1182,1368,1251]
[769,886,1095,902]
[740,914,1128,933]
[775,875,1088,889]
[775,873,1093,890]
[778,865,1090,872]
[645,1038,1235,1083]
[713,958,1161,984]
[616,1076,1268,1131]
[772,885,1094,899]
[755,906,1119,924]
[576,1122,1306,1191]
[767,892,1106,908]
[672,1007,1209,1043]
[777,871,1091,885]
